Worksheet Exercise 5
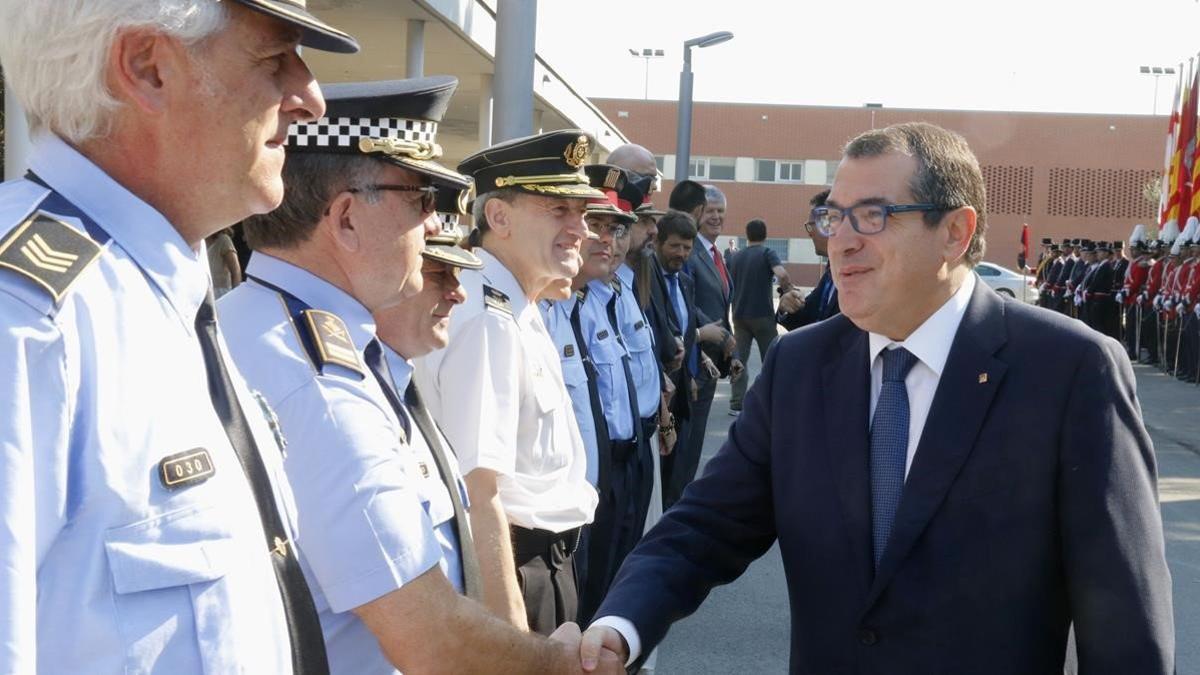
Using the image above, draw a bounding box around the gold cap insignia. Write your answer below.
[564,135,590,168]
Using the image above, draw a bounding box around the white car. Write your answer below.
[975,261,1038,304]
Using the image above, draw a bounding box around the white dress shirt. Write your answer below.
[594,272,977,664]
[867,272,975,477]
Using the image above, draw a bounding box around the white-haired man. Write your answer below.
[0,1,356,672]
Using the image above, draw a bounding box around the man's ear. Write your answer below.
[107,28,177,115]
[484,197,513,239]
[942,206,977,264]
[325,191,360,253]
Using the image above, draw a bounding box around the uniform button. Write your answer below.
[858,629,878,646]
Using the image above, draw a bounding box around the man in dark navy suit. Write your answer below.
[779,189,839,330]
[579,122,1174,674]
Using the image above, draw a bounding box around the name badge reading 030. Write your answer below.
[159,448,216,490]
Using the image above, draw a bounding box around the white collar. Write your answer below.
[867,273,976,378]
[697,234,718,254]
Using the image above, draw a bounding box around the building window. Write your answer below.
[654,155,665,172]
[688,156,736,181]
[778,161,804,183]
[756,159,777,182]
[764,238,790,262]
[754,159,806,183]
[733,237,791,263]
[709,157,736,180]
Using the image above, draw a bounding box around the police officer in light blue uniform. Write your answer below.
[608,177,663,542]
[0,1,356,672]
[219,78,592,675]
[573,165,648,624]
[541,289,607,489]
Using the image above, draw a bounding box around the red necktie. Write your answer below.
[711,244,730,293]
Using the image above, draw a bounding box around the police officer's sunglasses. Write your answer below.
[347,184,438,214]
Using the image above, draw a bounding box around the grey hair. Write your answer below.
[0,0,229,143]
[467,187,521,246]
[241,153,384,250]
[703,184,726,204]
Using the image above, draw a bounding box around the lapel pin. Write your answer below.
[978,372,988,384]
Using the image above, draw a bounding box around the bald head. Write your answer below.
[607,144,657,177]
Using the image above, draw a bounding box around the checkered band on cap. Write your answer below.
[439,212,460,231]
[289,116,438,148]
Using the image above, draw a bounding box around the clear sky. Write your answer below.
[535,0,1200,116]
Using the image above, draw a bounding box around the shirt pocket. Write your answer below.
[104,504,243,674]
[588,334,626,408]
[625,321,654,355]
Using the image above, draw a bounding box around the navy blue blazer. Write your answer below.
[597,282,1174,674]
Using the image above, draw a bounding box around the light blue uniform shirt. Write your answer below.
[541,297,601,486]
[0,134,298,673]
[583,280,636,441]
[219,254,446,675]
[615,264,662,420]
[381,346,467,594]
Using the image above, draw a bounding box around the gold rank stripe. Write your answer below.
[21,233,79,273]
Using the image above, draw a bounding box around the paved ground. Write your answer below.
[649,353,1200,674]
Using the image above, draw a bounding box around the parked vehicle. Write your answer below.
[975,261,1038,304]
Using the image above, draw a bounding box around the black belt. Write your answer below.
[610,438,638,463]
[511,525,583,561]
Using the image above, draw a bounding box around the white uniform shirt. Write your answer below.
[415,249,597,532]
[0,134,297,673]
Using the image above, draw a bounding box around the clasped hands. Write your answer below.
[547,622,626,674]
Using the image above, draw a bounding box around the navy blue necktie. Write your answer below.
[870,347,919,569]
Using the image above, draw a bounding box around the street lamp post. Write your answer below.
[674,31,733,184]
[1139,65,1178,115]
[628,48,664,100]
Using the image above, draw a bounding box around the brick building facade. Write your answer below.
[593,98,1164,285]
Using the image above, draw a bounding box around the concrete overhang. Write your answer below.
[305,0,627,165]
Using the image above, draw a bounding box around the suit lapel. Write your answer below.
[864,282,1009,609]
[821,321,875,595]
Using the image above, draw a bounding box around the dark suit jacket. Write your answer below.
[648,259,698,420]
[597,282,1174,674]
[778,269,839,331]
[686,238,731,330]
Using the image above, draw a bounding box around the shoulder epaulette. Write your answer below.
[483,284,513,318]
[0,211,101,303]
[296,308,364,377]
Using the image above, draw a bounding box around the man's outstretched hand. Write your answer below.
[579,625,629,673]
[549,622,624,674]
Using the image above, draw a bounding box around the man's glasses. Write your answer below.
[586,220,628,239]
[811,202,942,237]
[347,184,438,214]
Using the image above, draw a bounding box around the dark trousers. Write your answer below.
[511,525,581,634]
[578,436,651,624]
[730,316,778,409]
[1141,306,1160,362]
[665,371,716,508]
[1180,312,1198,379]
[1123,304,1139,358]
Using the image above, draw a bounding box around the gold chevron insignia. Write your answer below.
[0,211,101,303]
[21,233,79,273]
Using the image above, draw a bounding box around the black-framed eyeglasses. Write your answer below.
[586,220,628,239]
[347,184,438,214]
[811,202,943,236]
